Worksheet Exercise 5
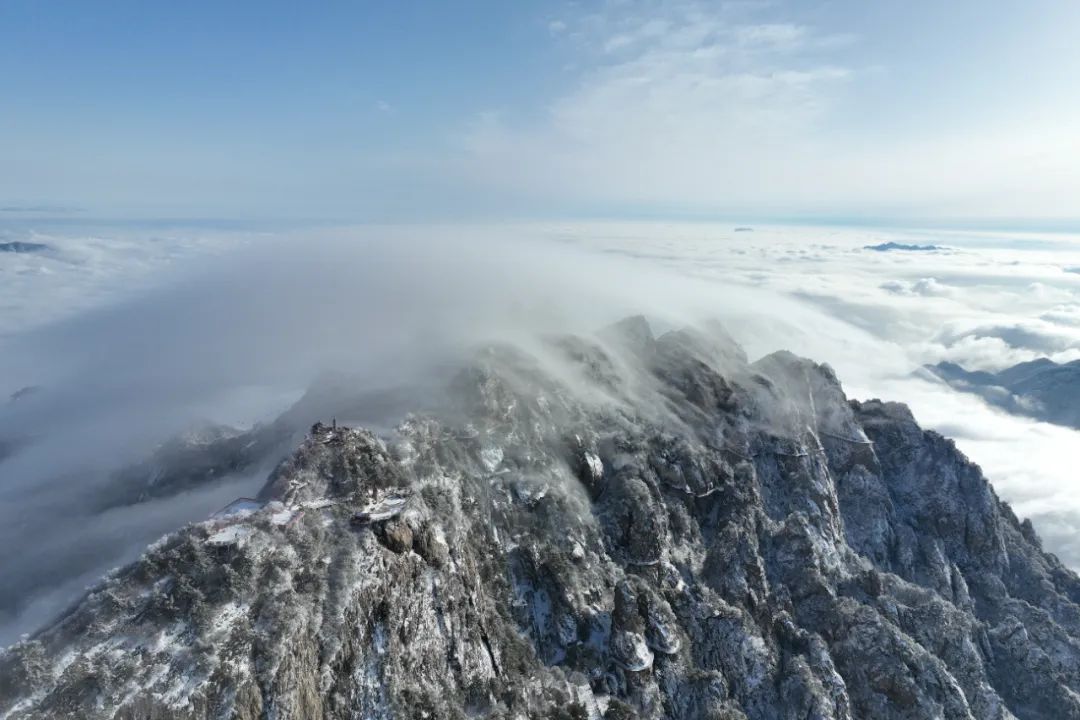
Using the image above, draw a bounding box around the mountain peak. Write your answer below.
[2,319,1078,720]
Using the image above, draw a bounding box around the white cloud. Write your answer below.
[4,219,1080,639]
[452,1,1080,219]
[881,277,956,298]
[735,23,807,48]
[0,223,949,637]
[925,335,1046,372]
[540,221,1080,564]
[458,2,856,212]
[1042,304,1080,327]
[911,278,955,297]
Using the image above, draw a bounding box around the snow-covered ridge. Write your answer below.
[1,318,1079,719]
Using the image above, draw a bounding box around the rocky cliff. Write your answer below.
[2,318,1079,720]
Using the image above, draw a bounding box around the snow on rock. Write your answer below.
[210,498,262,520]
[479,446,504,472]
[3,319,1080,720]
[610,631,655,671]
[266,501,296,526]
[206,525,252,547]
[299,498,336,510]
[584,452,604,481]
[350,494,408,524]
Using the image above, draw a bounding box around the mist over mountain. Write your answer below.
[0,227,802,646]
[5,1,1080,717]
[2,223,1080,654]
[927,358,1080,429]
[0,241,48,254]
[0,224,1077,720]
[3,315,1080,719]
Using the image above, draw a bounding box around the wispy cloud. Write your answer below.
[460,2,856,214]
[3,219,1080,637]
[450,1,1080,220]
[548,221,1080,564]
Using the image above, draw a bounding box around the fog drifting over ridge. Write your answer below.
[0,225,806,644]
[560,222,1080,572]
[1,222,1079,644]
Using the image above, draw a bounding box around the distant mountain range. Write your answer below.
[0,241,49,253]
[927,358,1080,429]
[864,241,942,252]
[5,317,1080,719]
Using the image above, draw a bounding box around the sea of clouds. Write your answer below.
[1,221,1078,644]
[560,222,1080,567]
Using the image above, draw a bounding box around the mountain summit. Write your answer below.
[2,318,1078,720]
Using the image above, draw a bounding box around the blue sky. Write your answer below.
[3,0,1080,223]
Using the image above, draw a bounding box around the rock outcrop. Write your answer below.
[2,318,1078,720]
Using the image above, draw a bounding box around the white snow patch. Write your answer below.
[270,508,296,526]
[584,452,604,480]
[480,446,504,472]
[207,525,253,547]
[300,498,336,510]
[210,601,249,637]
[353,495,408,523]
[150,620,190,655]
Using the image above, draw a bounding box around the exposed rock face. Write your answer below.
[62,376,428,514]
[2,318,1079,720]
[928,358,1080,429]
[0,241,49,254]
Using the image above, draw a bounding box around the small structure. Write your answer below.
[350,495,408,526]
[311,421,343,445]
[212,497,263,520]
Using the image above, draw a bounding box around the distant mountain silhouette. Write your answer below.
[0,241,49,253]
[927,358,1080,429]
[864,241,942,252]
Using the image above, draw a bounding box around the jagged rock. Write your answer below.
[378,519,413,554]
[611,631,654,672]
[1,319,1079,720]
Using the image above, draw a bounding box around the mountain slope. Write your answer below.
[2,318,1078,720]
[927,359,1080,429]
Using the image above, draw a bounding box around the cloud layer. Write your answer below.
[554,221,1080,566]
[453,1,1080,220]
[1,221,1079,644]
